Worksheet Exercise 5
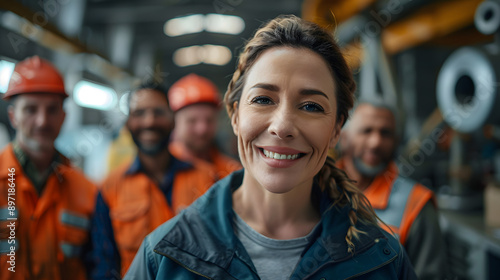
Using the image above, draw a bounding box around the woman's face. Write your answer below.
[231,47,342,194]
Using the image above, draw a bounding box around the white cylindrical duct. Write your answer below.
[475,0,500,35]
[437,47,500,133]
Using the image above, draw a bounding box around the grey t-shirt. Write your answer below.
[233,212,319,280]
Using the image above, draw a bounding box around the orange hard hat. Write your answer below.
[3,55,68,100]
[168,73,220,112]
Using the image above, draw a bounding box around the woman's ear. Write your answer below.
[230,102,239,136]
[329,116,343,149]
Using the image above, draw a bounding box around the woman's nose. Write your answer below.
[267,106,297,139]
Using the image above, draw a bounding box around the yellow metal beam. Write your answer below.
[302,0,377,30]
[313,0,485,69]
[382,0,483,54]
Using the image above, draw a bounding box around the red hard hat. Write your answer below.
[3,55,68,100]
[168,73,220,112]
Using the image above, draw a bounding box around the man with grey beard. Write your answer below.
[337,101,448,280]
[89,82,213,279]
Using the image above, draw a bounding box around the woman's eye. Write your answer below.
[301,102,324,112]
[251,96,273,105]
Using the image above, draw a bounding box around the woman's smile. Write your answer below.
[257,146,307,168]
[262,149,301,160]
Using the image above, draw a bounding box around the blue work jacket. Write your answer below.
[125,170,417,280]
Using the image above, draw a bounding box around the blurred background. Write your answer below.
[1,0,500,278]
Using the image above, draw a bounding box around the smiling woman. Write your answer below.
[125,15,417,280]
[230,47,338,196]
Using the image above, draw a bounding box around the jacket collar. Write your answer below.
[361,162,399,209]
[154,169,388,278]
[125,154,192,175]
[0,144,75,216]
[154,171,247,275]
[0,143,71,181]
[169,141,226,180]
[337,158,399,209]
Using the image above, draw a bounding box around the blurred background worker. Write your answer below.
[337,100,448,280]
[89,81,213,279]
[0,56,96,280]
[168,74,241,182]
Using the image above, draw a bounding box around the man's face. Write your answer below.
[8,93,65,153]
[174,104,218,155]
[344,104,396,176]
[126,89,174,155]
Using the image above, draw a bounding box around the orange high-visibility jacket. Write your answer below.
[99,161,214,276]
[0,144,97,280]
[169,142,241,183]
[338,160,435,245]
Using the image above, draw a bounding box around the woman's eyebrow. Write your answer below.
[250,83,279,92]
[250,84,329,100]
[301,89,329,100]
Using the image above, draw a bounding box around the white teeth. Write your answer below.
[262,149,299,160]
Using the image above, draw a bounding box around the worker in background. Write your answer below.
[337,99,448,280]
[0,56,97,280]
[168,74,241,183]
[89,81,213,279]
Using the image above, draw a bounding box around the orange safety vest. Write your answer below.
[337,160,435,245]
[100,161,214,276]
[169,142,242,183]
[0,144,97,280]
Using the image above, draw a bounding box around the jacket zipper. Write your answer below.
[154,249,213,279]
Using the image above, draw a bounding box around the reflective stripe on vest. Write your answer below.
[59,211,87,258]
[373,176,415,240]
[0,207,18,221]
[60,242,82,258]
[0,239,17,254]
[60,210,90,230]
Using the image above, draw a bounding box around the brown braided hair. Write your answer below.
[224,15,379,254]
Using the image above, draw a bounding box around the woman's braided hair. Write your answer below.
[317,157,378,253]
[224,15,378,254]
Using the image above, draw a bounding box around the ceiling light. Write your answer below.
[73,80,117,110]
[0,60,16,94]
[173,45,232,67]
[202,44,232,66]
[164,14,245,37]
[173,46,203,67]
[164,14,204,37]
[205,14,245,35]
